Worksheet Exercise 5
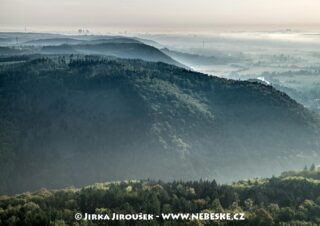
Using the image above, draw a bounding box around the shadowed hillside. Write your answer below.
[0,56,319,194]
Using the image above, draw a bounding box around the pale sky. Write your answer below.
[1,0,320,32]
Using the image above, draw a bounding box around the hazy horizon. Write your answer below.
[1,0,320,34]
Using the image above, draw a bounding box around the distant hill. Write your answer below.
[24,38,84,46]
[136,37,165,49]
[0,32,66,45]
[0,56,319,194]
[39,43,185,67]
[24,37,142,46]
[0,32,186,68]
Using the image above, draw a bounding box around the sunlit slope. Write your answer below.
[1,169,320,225]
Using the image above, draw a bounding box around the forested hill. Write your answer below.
[1,168,320,225]
[0,33,185,68]
[39,42,185,68]
[0,56,319,194]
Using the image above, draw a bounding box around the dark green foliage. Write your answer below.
[1,170,320,225]
[0,56,319,194]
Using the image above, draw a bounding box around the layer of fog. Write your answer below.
[139,30,320,112]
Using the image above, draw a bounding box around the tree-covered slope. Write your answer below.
[0,56,319,194]
[0,32,185,68]
[1,168,320,226]
[40,42,185,68]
